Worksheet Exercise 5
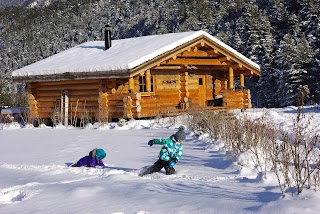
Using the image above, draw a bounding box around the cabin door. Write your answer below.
[197,75,206,106]
[188,75,206,107]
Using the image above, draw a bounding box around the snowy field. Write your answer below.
[1,106,320,214]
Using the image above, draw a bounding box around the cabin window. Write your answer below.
[139,75,154,92]
[199,78,203,85]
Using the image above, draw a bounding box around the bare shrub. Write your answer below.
[0,114,14,123]
[278,120,320,194]
[50,109,62,127]
[186,105,320,195]
[79,109,91,127]
[187,110,227,140]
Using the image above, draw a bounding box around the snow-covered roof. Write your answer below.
[12,30,260,80]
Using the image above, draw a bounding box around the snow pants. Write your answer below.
[141,159,175,176]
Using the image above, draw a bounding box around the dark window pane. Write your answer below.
[199,78,203,85]
[139,75,154,92]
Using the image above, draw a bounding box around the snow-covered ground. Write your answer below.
[0,106,320,214]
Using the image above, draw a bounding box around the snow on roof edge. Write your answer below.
[127,31,206,69]
[12,30,260,79]
[128,30,260,71]
[202,31,260,70]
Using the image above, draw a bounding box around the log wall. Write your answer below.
[152,71,181,112]
[99,78,135,119]
[139,95,161,117]
[28,80,100,120]
[214,79,221,97]
[222,90,244,109]
[221,89,252,110]
[242,89,252,109]
[28,78,140,122]
[27,72,251,121]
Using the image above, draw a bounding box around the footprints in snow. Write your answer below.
[0,163,238,204]
[0,182,43,205]
[0,189,27,204]
[0,163,239,182]
[0,177,97,205]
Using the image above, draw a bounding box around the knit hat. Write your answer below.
[95,148,106,160]
[178,126,185,131]
[173,128,186,142]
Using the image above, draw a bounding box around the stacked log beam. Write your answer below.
[214,79,221,97]
[242,89,252,109]
[139,95,161,117]
[179,71,189,108]
[123,93,142,118]
[206,75,214,101]
[34,80,99,120]
[222,90,244,109]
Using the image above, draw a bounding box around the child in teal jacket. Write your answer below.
[139,126,186,176]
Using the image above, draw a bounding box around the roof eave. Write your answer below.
[12,70,130,83]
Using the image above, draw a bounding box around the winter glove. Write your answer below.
[169,158,178,167]
[148,139,155,146]
[169,161,176,167]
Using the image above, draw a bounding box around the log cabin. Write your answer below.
[12,30,261,125]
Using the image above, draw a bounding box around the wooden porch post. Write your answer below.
[228,67,234,89]
[240,74,245,88]
[146,69,151,92]
[129,77,134,92]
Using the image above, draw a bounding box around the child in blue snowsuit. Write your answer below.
[71,148,106,167]
[140,126,186,176]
